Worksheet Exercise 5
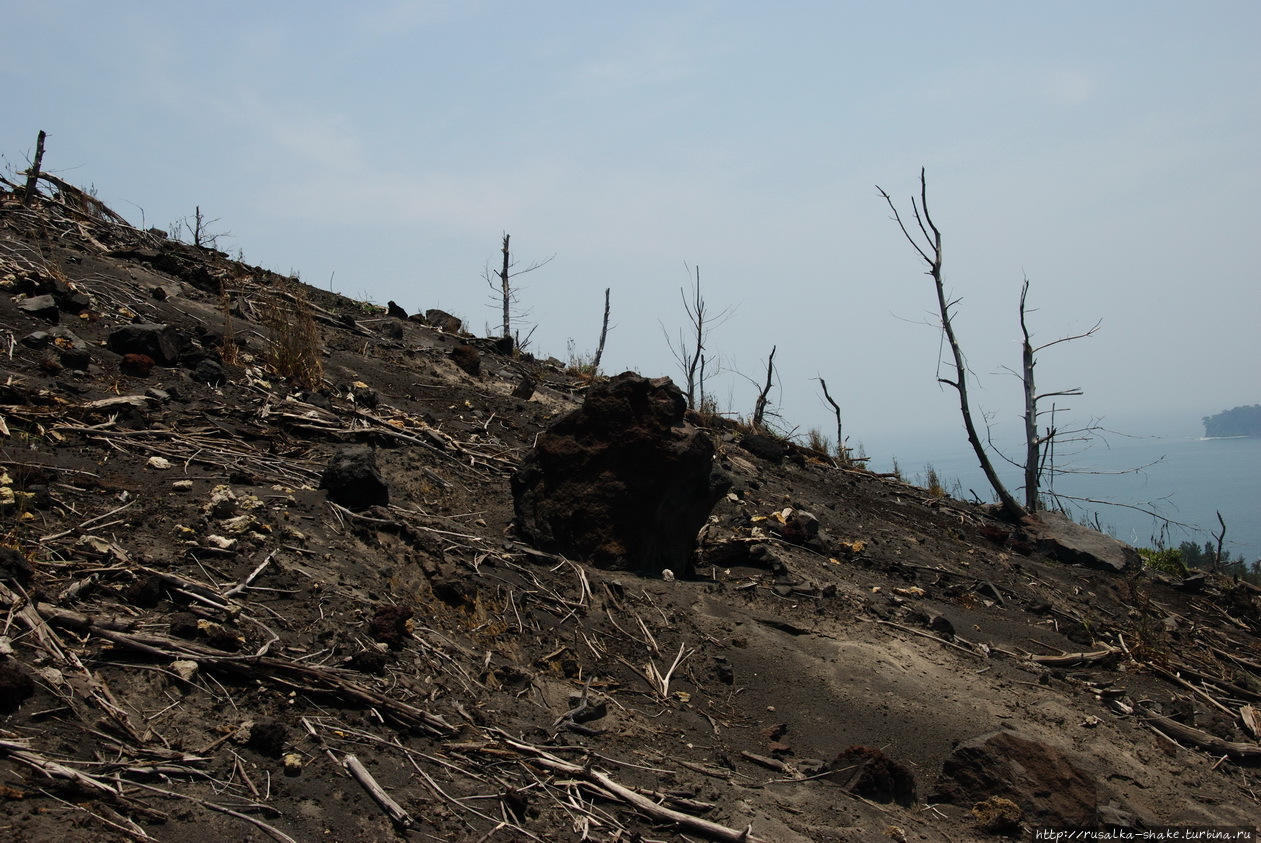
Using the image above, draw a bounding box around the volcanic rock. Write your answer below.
[192,358,226,386]
[368,605,413,650]
[741,433,786,464]
[319,445,389,510]
[107,323,187,366]
[119,353,155,377]
[17,294,59,323]
[424,309,464,334]
[451,344,481,376]
[0,660,35,714]
[511,372,730,575]
[1026,510,1141,573]
[827,746,917,806]
[0,547,32,587]
[932,730,1097,827]
[59,347,92,371]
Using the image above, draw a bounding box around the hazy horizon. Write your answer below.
[5,2,1258,463]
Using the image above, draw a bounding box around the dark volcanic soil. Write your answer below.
[0,183,1258,842]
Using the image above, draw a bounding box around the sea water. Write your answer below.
[878,427,1261,564]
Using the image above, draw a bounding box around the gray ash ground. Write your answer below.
[0,185,1258,841]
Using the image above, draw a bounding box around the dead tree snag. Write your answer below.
[877,169,1027,521]
[21,130,46,208]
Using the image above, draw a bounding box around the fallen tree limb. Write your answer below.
[496,736,767,843]
[1029,647,1120,667]
[88,627,456,736]
[343,754,414,829]
[0,738,120,795]
[1142,711,1261,760]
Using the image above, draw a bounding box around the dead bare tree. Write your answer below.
[751,346,777,430]
[1017,276,1100,511]
[877,169,1027,521]
[21,130,46,208]
[179,206,229,249]
[1213,511,1227,573]
[590,287,611,376]
[816,376,848,463]
[486,233,553,352]
[662,265,735,410]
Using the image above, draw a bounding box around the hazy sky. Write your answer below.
[6,2,1259,464]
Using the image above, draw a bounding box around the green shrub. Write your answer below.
[1138,546,1188,577]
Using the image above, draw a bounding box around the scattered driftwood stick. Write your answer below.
[1241,705,1261,741]
[1142,711,1261,760]
[41,499,139,543]
[35,603,138,633]
[137,567,238,613]
[872,619,984,658]
[1166,661,1261,705]
[121,779,298,843]
[93,627,456,735]
[740,751,799,777]
[499,737,767,843]
[1029,647,1120,667]
[223,551,278,599]
[0,739,119,795]
[343,754,414,829]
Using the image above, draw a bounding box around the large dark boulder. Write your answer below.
[931,730,1097,827]
[320,446,389,510]
[1025,511,1141,573]
[826,746,916,806]
[17,294,59,323]
[511,373,730,575]
[107,323,187,366]
[423,309,464,334]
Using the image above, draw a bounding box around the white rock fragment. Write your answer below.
[171,660,199,682]
[206,484,238,517]
[220,514,256,534]
[147,456,172,470]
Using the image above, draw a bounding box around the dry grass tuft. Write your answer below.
[263,280,323,389]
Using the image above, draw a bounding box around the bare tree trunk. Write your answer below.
[697,352,706,411]
[1018,276,1095,512]
[752,346,776,430]
[686,267,703,408]
[591,287,610,376]
[1213,511,1227,573]
[22,130,46,208]
[499,234,512,344]
[878,169,1027,521]
[1021,280,1040,511]
[817,377,845,462]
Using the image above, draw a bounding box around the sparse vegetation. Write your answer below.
[263,278,323,388]
[921,463,946,497]
[804,427,832,455]
[565,339,599,381]
[1138,546,1188,577]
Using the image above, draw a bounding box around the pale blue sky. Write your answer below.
[6,2,1259,466]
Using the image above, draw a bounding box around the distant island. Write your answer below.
[1203,404,1261,437]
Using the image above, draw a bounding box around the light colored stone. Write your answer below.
[170,660,199,682]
